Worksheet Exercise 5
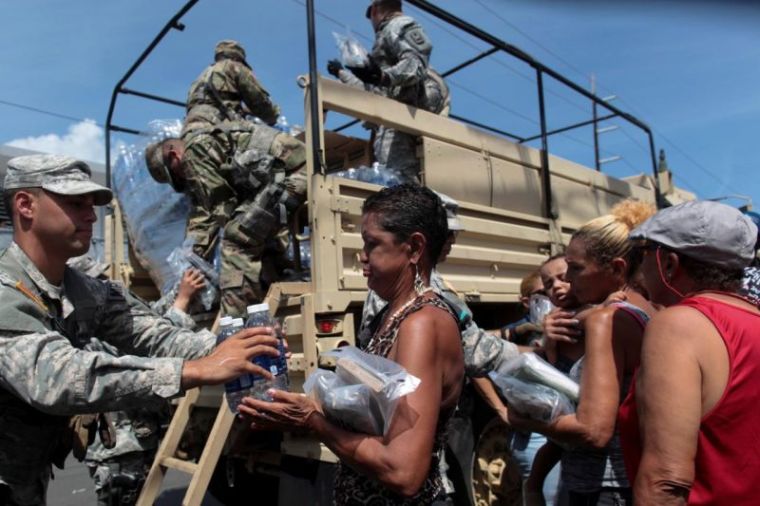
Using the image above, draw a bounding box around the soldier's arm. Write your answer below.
[382,22,430,88]
[235,62,280,125]
[97,281,216,360]
[0,300,189,415]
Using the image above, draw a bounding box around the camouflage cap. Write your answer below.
[366,0,402,18]
[214,40,250,68]
[4,154,112,206]
[144,141,172,185]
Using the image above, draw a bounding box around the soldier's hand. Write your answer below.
[346,57,386,86]
[181,327,280,389]
[327,59,344,78]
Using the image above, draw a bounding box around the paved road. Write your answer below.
[48,456,222,506]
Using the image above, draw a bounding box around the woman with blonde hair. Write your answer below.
[510,199,657,506]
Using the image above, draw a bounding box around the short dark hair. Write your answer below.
[2,187,40,227]
[678,252,744,292]
[362,184,448,266]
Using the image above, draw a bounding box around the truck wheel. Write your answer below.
[445,386,522,506]
[208,456,279,505]
[470,417,522,506]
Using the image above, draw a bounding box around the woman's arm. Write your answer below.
[472,376,509,424]
[514,307,631,448]
[241,305,462,498]
[634,307,703,505]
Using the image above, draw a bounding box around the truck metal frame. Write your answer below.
[102,1,684,504]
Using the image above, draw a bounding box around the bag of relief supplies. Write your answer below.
[332,32,370,68]
[489,352,579,423]
[303,346,420,436]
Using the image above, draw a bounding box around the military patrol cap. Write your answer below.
[4,154,112,206]
[144,141,172,185]
[214,40,250,68]
[366,0,402,18]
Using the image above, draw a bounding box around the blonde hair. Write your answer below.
[519,270,542,298]
[573,199,656,268]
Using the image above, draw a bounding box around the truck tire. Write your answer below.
[445,384,522,506]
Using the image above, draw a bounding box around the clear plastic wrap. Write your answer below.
[111,119,192,294]
[332,32,370,68]
[529,294,555,325]
[488,373,575,424]
[333,163,403,187]
[496,353,580,402]
[303,346,420,436]
[165,239,220,311]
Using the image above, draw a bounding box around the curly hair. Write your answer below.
[362,184,449,266]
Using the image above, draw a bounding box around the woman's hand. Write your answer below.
[239,389,322,432]
[507,409,550,434]
[543,309,581,344]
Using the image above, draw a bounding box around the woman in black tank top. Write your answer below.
[240,185,464,505]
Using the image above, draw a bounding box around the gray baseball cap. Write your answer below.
[436,192,464,232]
[629,200,757,270]
[4,154,112,206]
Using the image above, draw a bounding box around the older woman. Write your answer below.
[509,200,656,505]
[240,184,464,505]
[619,201,760,505]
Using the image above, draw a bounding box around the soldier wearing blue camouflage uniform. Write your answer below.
[328,0,450,183]
[145,40,307,318]
[0,155,280,506]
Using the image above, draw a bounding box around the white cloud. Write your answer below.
[7,120,105,164]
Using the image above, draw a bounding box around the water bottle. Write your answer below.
[219,318,252,412]
[245,303,289,401]
[275,115,290,133]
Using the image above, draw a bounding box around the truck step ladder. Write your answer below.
[137,286,286,505]
[136,386,234,506]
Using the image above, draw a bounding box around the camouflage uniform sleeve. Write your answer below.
[234,62,280,125]
[97,282,215,361]
[162,306,197,330]
[383,20,429,89]
[431,271,520,377]
[460,321,520,378]
[0,329,186,415]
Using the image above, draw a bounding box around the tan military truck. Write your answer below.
[103,2,693,505]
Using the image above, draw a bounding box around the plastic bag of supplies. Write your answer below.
[489,373,575,424]
[332,32,370,68]
[496,352,580,402]
[303,346,420,436]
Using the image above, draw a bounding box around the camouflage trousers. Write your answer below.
[86,451,155,506]
[220,162,308,317]
[374,127,421,185]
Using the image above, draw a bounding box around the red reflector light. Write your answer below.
[318,320,338,334]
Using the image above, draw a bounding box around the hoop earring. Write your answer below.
[414,264,425,295]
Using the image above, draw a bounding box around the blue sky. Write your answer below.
[1,0,758,208]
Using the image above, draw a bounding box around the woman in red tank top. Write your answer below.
[620,200,760,505]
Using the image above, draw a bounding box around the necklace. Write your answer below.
[377,287,434,338]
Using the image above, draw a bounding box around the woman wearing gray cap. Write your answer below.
[617,200,760,505]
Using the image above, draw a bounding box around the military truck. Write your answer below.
[103,1,692,504]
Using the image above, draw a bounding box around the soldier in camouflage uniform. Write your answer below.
[144,40,307,318]
[0,155,280,506]
[327,0,450,183]
[66,259,204,506]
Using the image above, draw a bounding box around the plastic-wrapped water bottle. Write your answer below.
[300,227,311,270]
[220,318,252,412]
[275,115,290,133]
[245,303,289,401]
